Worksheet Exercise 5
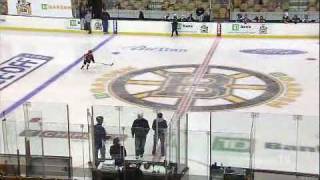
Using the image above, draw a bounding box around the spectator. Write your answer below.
[180,15,187,22]
[253,16,259,23]
[259,16,266,23]
[292,15,301,24]
[131,113,150,159]
[110,137,127,167]
[94,116,107,165]
[187,13,195,22]
[84,10,92,34]
[152,113,168,156]
[164,13,170,21]
[202,12,210,22]
[302,14,309,23]
[171,15,179,37]
[242,14,251,24]
[101,9,110,34]
[79,3,86,30]
[195,7,205,21]
[236,13,243,22]
[139,11,144,20]
[283,11,290,23]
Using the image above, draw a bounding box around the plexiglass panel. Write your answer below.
[253,113,297,172]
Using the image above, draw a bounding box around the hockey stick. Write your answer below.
[96,62,114,66]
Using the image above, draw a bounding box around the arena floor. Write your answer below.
[0,31,319,176]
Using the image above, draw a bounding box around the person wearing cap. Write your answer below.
[152,113,168,156]
[131,113,150,159]
[94,116,107,163]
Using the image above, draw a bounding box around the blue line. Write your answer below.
[0,35,116,119]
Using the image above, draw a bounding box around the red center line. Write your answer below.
[175,37,221,119]
[152,37,221,162]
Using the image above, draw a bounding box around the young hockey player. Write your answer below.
[81,50,95,70]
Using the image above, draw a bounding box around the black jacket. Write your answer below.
[94,124,106,148]
[102,11,110,21]
[152,118,168,135]
[131,118,150,137]
[172,18,178,29]
[110,144,127,166]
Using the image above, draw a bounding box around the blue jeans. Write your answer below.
[102,20,108,33]
[135,136,147,156]
[95,145,106,160]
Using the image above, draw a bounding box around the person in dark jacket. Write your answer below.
[131,113,150,159]
[79,3,86,30]
[94,116,107,162]
[171,15,178,37]
[101,10,110,34]
[187,13,195,22]
[138,11,144,20]
[84,10,92,34]
[202,12,210,22]
[110,137,127,167]
[152,113,168,156]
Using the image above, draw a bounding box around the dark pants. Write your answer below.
[85,22,92,34]
[171,28,178,36]
[95,144,106,161]
[102,20,109,33]
[152,133,165,156]
[135,136,146,157]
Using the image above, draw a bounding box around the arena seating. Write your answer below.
[68,0,318,20]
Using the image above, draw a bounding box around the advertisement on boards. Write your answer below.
[8,0,73,17]
[177,22,210,34]
[226,23,269,35]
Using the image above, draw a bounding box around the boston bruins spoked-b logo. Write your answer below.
[109,65,283,111]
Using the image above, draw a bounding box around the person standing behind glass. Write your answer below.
[79,3,86,30]
[110,137,127,167]
[102,8,110,34]
[152,113,168,156]
[131,113,150,159]
[94,116,107,164]
[84,10,92,34]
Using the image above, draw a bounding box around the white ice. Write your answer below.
[0,31,319,177]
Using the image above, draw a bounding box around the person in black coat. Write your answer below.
[138,11,144,20]
[171,15,178,37]
[131,113,150,158]
[152,113,168,156]
[202,12,210,22]
[94,116,107,162]
[101,10,110,34]
[110,137,127,167]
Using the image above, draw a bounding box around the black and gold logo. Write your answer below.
[106,65,298,111]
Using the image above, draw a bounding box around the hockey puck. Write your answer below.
[112,51,120,55]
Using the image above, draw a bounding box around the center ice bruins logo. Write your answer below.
[109,65,292,111]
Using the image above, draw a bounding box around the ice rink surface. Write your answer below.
[0,31,319,176]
